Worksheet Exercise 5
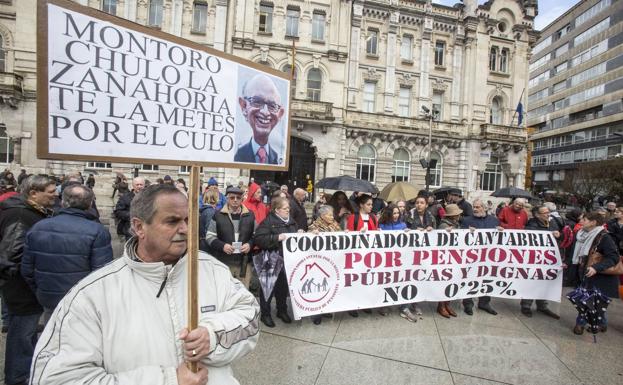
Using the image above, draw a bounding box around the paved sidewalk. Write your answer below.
[233,297,623,385]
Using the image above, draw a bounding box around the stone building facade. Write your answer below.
[0,0,537,206]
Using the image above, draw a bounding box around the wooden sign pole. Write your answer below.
[187,165,200,372]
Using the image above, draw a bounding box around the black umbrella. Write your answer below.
[491,187,533,199]
[316,176,378,193]
[253,250,284,299]
[566,285,611,341]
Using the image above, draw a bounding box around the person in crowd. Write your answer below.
[199,189,219,249]
[605,202,617,221]
[175,181,188,197]
[280,184,290,198]
[207,177,226,210]
[21,184,113,322]
[544,201,565,231]
[0,175,56,385]
[1,171,17,191]
[563,207,584,287]
[85,173,95,189]
[272,189,287,200]
[16,170,27,187]
[448,189,473,218]
[308,205,341,325]
[305,175,313,201]
[328,190,354,229]
[436,204,462,318]
[162,175,174,185]
[377,204,407,317]
[395,200,410,224]
[243,182,269,225]
[498,198,528,230]
[371,192,386,215]
[427,193,445,223]
[606,205,623,255]
[254,197,299,327]
[0,179,17,202]
[289,188,308,231]
[461,199,502,316]
[486,200,495,216]
[30,184,259,385]
[344,194,379,317]
[495,201,507,217]
[113,176,145,241]
[312,193,331,221]
[521,205,561,319]
[205,186,255,288]
[572,211,620,334]
[111,172,125,199]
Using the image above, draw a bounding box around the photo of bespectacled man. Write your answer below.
[235,68,289,165]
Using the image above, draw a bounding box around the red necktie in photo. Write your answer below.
[257,147,267,164]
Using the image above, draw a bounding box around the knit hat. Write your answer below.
[163,175,172,181]
[208,177,218,186]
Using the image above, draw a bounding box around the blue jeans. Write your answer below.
[4,312,41,385]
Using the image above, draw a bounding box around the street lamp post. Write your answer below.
[421,106,438,192]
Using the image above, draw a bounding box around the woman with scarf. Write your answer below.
[254,197,300,327]
[307,205,342,325]
[243,182,269,225]
[436,204,463,318]
[572,211,620,334]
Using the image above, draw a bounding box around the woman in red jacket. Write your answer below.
[243,182,269,225]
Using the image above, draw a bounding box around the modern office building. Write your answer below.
[528,0,623,191]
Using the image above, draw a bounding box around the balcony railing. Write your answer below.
[290,98,334,122]
[480,123,527,142]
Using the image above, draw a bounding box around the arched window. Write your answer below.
[0,124,14,164]
[356,144,376,182]
[307,69,322,101]
[392,148,410,182]
[0,36,5,72]
[489,47,498,71]
[490,96,503,124]
[480,155,502,191]
[282,64,297,97]
[429,152,442,188]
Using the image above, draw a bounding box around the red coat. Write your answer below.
[0,191,18,203]
[243,183,269,225]
[497,206,528,230]
[345,213,379,231]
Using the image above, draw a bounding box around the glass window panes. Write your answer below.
[259,4,273,33]
[366,30,378,55]
[102,0,117,15]
[529,71,549,88]
[286,8,300,37]
[356,144,376,182]
[0,125,13,164]
[0,36,5,73]
[363,82,375,113]
[500,49,508,73]
[434,41,445,66]
[571,62,606,86]
[490,97,502,124]
[555,62,567,74]
[533,35,552,55]
[148,0,163,27]
[282,65,297,96]
[401,35,412,61]
[576,0,611,27]
[572,39,608,66]
[432,92,443,119]
[530,53,550,72]
[480,156,502,191]
[192,2,208,33]
[398,87,410,117]
[140,164,159,171]
[86,162,112,169]
[312,12,325,41]
[552,80,566,93]
[392,148,410,182]
[555,43,568,58]
[429,152,442,187]
[574,17,609,46]
[306,68,321,101]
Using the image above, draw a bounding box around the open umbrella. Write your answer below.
[316,176,378,193]
[566,285,611,341]
[379,182,420,202]
[491,187,533,199]
[253,250,284,299]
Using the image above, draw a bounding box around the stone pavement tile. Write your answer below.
[436,320,582,385]
[430,300,526,332]
[264,310,343,346]
[451,372,511,385]
[330,306,449,370]
[232,332,329,385]
[314,348,454,385]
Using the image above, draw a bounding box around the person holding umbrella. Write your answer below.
[572,211,621,334]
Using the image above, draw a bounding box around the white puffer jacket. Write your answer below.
[30,250,260,385]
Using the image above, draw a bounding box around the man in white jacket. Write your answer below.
[29,184,260,385]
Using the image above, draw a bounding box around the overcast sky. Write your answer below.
[434,0,577,31]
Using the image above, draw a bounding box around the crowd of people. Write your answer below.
[1,166,622,384]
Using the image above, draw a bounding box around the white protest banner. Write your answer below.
[282,229,562,320]
[37,0,291,169]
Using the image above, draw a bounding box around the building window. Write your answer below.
[554,24,570,40]
[576,0,611,27]
[398,87,410,117]
[0,36,5,73]
[259,3,273,33]
[140,164,160,172]
[366,30,378,55]
[432,92,443,119]
[356,144,376,182]
[0,125,13,164]
[179,166,204,174]
[552,80,566,93]
[86,162,112,169]
[363,82,375,113]
[392,148,410,182]
[306,68,321,101]
[575,17,609,46]
[499,49,508,73]
[282,64,297,97]
[429,152,442,188]
[434,41,445,66]
[312,11,325,41]
[489,47,497,71]
[102,0,117,15]
[148,0,163,27]
[555,62,567,74]
[286,8,299,37]
[490,97,503,124]
[480,155,502,191]
[191,1,208,33]
[401,35,412,61]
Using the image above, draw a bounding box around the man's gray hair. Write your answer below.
[472,198,484,207]
[130,184,186,224]
[543,201,557,212]
[318,205,334,217]
[513,198,527,205]
[21,175,55,198]
[62,184,94,210]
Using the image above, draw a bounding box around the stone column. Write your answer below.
[450,27,464,122]
[384,11,399,112]
[418,14,433,113]
[123,0,137,22]
[171,0,183,37]
[347,1,363,107]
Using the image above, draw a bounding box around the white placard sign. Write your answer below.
[282,229,563,320]
[38,1,290,168]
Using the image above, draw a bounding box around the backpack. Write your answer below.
[559,225,574,249]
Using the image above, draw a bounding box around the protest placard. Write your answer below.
[37,0,291,170]
[282,229,563,320]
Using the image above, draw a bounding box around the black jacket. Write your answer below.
[581,231,620,298]
[607,219,623,253]
[113,190,135,238]
[0,196,51,315]
[457,199,473,218]
[409,209,437,229]
[206,205,255,262]
[254,212,298,256]
[289,198,308,231]
[525,218,559,232]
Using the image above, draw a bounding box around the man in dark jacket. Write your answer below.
[113,176,145,240]
[205,186,255,287]
[448,188,473,218]
[289,188,308,231]
[0,175,56,385]
[461,199,503,316]
[21,184,113,322]
[521,205,561,319]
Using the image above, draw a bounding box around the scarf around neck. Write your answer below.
[572,226,603,264]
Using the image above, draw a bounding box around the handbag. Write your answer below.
[586,233,623,275]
